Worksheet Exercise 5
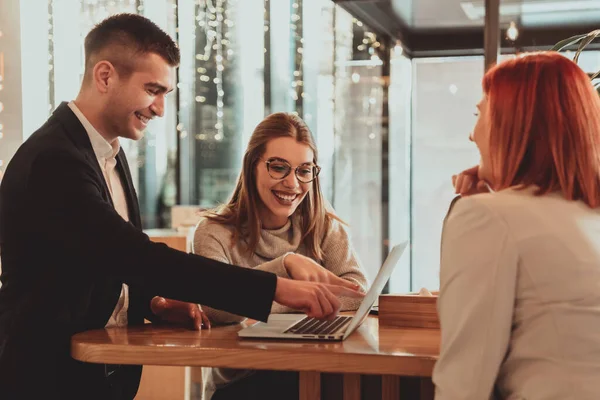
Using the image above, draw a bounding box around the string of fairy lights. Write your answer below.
[353,17,381,62]
[263,0,270,113]
[191,0,234,142]
[39,0,380,148]
[214,0,225,140]
[185,0,314,142]
[48,0,55,113]
[347,16,383,142]
[291,1,303,115]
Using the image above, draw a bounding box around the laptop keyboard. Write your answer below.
[284,315,353,335]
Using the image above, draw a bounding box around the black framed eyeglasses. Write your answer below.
[263,157,321,183]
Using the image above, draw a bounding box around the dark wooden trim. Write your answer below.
[484,0,500,70]
[174,0,181,205]
[381,36,391,293]
[333,0,600,57]
[408,24,600,58]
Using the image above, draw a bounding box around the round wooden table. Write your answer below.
[72,316,440,400]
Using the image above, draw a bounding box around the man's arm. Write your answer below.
[29,151,277,322]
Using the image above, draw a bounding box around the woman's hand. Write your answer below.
[284,253,360,291]
[452,165,489,196]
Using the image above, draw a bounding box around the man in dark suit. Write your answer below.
[0,14,361,400]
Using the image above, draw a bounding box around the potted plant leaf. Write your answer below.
[551,29,600,96]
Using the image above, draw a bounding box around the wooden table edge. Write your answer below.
[71,340,437,377]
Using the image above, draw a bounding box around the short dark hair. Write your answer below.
[83,13,180,79]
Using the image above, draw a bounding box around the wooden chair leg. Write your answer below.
[342,373,361,400]
[420,377,434,400]
[382,375,400,400]
[300,371,321,400]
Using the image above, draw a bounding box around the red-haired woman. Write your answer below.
[434,52,600,400]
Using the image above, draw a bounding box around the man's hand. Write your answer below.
[273,277,365,320]
[284,253,361,290]
[150,296,211,330]
[452,165,489,196]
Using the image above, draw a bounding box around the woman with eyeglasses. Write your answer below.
[192,112,368,400]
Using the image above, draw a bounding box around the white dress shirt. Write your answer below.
[434,186,600,400]
[68,101,130,328]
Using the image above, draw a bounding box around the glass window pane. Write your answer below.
[178,0,264,208]
[138,1,179,228]
[332,7,384,282]
[269,0,294,113]
[411,56,482,290]
[302,0,335,199]
[388,47,411,293]
[573,50,600,76]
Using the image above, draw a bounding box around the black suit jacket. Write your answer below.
[0,103,277,399]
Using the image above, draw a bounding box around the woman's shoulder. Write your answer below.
[446,187,550,231]
[447,192,506,219]
[325,213,345,232]
[194,216,236,240]
[455,186,546,213]
[321,209,352,242]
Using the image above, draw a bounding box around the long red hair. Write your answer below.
[483,51,600,207]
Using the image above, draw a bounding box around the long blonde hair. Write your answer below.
[202,113,340,261]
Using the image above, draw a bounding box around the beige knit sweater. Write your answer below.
[192,214,368,398]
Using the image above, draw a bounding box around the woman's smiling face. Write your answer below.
[255,137,315,229]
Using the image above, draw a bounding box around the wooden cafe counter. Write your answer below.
[71,314,440,400]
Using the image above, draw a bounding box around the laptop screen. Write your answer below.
[342,242,408,339]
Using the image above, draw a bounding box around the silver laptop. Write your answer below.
[238,242,407,341]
